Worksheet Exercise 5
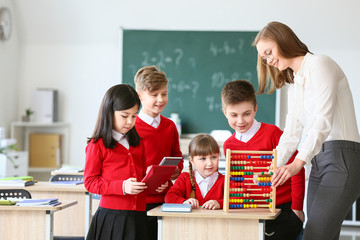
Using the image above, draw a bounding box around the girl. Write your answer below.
[253,21,360,240]
[84,84,148,240]
[165,134,224,210]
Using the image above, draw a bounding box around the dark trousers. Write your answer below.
[146,203,162,240]
[303,140,360,240]
[265,202,303,240]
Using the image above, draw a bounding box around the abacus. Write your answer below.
[223,149,277,213]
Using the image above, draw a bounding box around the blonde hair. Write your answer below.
[188,134,220,198]
[134,65,168,92]
[252,21,311,94]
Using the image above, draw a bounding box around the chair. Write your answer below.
[0,189,32,199]
[49,174,84,182]
[92,193,101,200]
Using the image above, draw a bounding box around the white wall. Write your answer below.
[0,0,19,138]
[2,0,359,167]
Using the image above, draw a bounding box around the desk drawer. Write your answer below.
[0,151,28,177]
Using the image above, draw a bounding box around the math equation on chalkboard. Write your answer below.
[122,30,276,133]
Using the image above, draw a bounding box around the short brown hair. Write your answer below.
[221,80,257,108]
[134,66,168,92]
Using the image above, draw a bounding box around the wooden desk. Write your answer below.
[148,206,280,240]
[0,201,77,240]
[0,182,99,238]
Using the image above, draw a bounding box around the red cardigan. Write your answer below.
[84,138,147,211]
[223,123,305,211]
[165,172,224,208]
[135,115,183,204]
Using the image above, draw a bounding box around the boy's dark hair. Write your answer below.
[134,65,168,92]
[221,80,257,108]
[88,84,141,148]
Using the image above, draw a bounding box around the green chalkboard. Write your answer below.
[122,30,276,134]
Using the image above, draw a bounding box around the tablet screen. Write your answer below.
[159,157,182,166]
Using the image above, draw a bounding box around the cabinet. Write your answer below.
[10,122,70,173]
[0,151,28,177]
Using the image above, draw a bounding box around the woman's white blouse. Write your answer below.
[276,53,360,166]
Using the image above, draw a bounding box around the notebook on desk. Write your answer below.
[50,180,84,185]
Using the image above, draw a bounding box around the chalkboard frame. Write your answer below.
[120,28,277,134]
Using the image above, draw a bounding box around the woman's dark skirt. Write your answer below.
[86,207,149,240]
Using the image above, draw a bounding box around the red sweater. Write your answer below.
[84,138,147,211]
[165,172,224,208]
[223,123,305,211]
[135,115,183,204]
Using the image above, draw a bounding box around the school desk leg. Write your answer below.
[157,217,163,240]
[258,220,265,240]
[85,192,93,239]
[46,210,54,240]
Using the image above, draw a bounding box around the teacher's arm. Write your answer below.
[273,56,338,186]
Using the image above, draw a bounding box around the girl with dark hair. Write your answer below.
[84,84,150,240]
[165,134,224,210]
[254,21,360,240]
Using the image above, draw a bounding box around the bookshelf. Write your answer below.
[10,122,70,175]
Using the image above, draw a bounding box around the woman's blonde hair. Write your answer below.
[188,134,220,198]
[252,21,311,94]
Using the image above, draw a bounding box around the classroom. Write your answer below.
[1,0,360,239]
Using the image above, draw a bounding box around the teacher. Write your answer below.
[253,21,360,240]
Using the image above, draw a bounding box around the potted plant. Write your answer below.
[0,143,18,168]
[22,108,34,122]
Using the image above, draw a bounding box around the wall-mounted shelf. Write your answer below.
[10,122,70,173]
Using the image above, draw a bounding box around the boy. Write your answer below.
[134,66,183,240]
[221,80,305,240]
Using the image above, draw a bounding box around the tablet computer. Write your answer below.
[159,157,182,166]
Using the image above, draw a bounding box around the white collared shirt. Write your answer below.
[195,170,219,198]
[276,53,360,166]
[235,120,261,143]
[138,110,161,128]
[112,130,129,150]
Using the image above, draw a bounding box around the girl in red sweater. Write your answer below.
[165,134,224,210]
[85,84,159,240]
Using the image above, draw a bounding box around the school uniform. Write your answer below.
[135,111,183,240]
[223,121,305,240]
[84,134,148,240]
[276,53,360,240]
[165,171,224,208]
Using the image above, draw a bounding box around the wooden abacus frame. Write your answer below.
[223,149,277,213]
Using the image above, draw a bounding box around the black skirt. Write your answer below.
[86,207,149,240]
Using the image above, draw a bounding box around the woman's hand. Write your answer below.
[155,181,169,193]
[170,166,180,180]
[124,178,147,195]
[272,158,305,187]
[184,198,199,208]
[202,200,220,210]
[293,209,305,222]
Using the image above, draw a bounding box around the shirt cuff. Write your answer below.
[122,180,126,195]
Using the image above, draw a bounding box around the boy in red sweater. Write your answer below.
[222,80,305,240]
[134,66,183,240]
